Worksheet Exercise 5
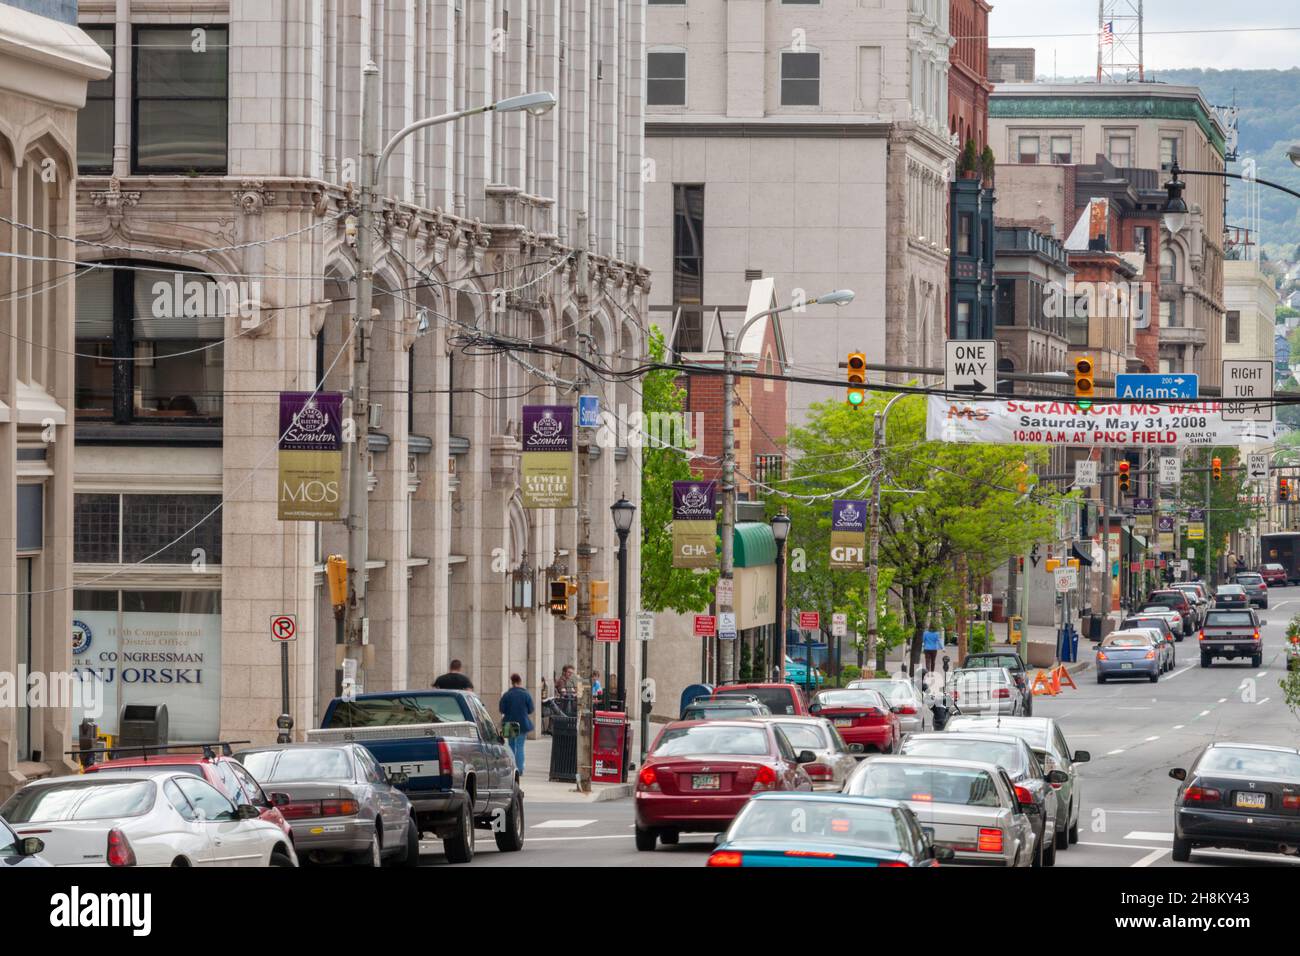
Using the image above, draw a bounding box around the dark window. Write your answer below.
[1226,310,1241,344]
[955,301,972,339]
[74,494,121,562]
[17,485,43,552]
[1135,226,1153,263]
[316,333,326,391]
[121,494,222,564]
[78,26,115,173]
[957,214,973,255]
[133,26,228,173]
[1067,312,1089,347]
[780,52,820,106]
[672,184,704,354]
[996,279,1015,325]
[647,51,686,106]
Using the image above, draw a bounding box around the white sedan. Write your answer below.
[0,772,297,867]
[1137,605,1184,637]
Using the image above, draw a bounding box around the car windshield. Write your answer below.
[964,655,1023,672]
[951,721,1048,751]
[653,726,769,757]
[240,748,354,782]
[714,688,797,715]
[1147,593,1185,606]
[323,694,466,727]
[1217,586,1245,595]
[0,780,155,824]
[1205,611,1254,626]
[899,738,1025,773]
[1198,748,1300,779]
[773,723,828,751]
[815,690,884,709]
[728,799,905,850]
[851,763,1002,807]
[684,706,762,720]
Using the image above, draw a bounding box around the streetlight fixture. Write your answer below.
[1162,162,1190,237]
[1287,143,1300,169]
[770,512,792,679]
[610,495,636,717]
[1122,513,1136,611]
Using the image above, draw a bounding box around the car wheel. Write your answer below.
[398,816,421,866]
[1171,836,1192,862]
[270,850,295,867]
[659,830,680,846]
[494,790,525,853]
[1096,675,1106,684]
[1042,830,1058,867]
[1149,671,1159,683]
[1068,818,1079,844]
[443,801,476,864]
[353,830,381,867]
[1253,654,1263,668]
[634,826,657,851]
[1200,654,1211,668]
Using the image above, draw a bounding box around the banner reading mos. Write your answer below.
[278,392,343,521]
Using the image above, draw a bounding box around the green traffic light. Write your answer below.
[848,391,864,406]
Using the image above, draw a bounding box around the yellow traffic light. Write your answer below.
[590,580,610,617]
[846,352,867,408]
[1118,460,1131,494]
[1074,356,1094,404]
[326,554,348,609]
[1212,457,1222,482]
[1045,558,1061,572]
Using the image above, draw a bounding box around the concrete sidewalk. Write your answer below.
[518,734,634,803]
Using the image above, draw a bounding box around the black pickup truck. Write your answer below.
[1199,609,1262,668]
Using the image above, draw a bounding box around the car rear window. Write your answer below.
[323,694,466,727]
[683,706,761,721]
[240,748,353,782]
[965,655,1023,671]
[715,687,797,715]
[1198,747,1300,779]
[1123,618,1167,631]
[814,690,885,709]
[1217,586,1245,595]
[1237,574,1263,584]
[1204,611,1255,626]
[1,780,155,824]
[1147,592,1186,605]
[850,763,1002,807]
[728,799,904,850]
[653,725,769,757]
[773,722,828,751]
[88,762,206,778]
[950,721,1048,751]
[898,738,1025,773]
[1103,635,1150,648]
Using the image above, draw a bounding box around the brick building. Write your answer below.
[948,0,992,152]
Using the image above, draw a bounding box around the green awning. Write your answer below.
[734,522,777,568]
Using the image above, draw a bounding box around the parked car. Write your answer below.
[844,756,1037,866]
[83,746,293,844]
[1259,563,1288,587]
[682,697,772,721]
[635,720,814,850]
[945,715,1089,849]
[896,731,1067,867]
[809,688,902,754]
[313,689,524,863]
[1137,626,1177,673]
[0,816,49,867]
[236,743,418,866]
[1146,589,1197,626]
[1172,582,1210,627]
[946,667,1025,716]
[784,656,825,688]
[710,683,808,716]
[1198,608,1263,668]
[707,792,953,867]
[1214,584,1250,610]
[1122,613,1177,646]
[1096,629,1163,683]
[1169,742,1300,862]
[1135,606,1185,639]
[757,716,861,789]
[845,677,929,733]
[1235,572,1269,609]
[955,652,1032,715]
[0,772,297,867]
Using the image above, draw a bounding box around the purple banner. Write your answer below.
[832,499,867,532]
[279,392,343,451]
[278,392,343,521]
[1132,497,1153,514]
[522,405,574,453]
[673,481,717,521]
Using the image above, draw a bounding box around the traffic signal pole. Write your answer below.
[575,211,594,793]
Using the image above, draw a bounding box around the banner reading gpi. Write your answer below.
[926,395,1269,447]
[829,499,866,570]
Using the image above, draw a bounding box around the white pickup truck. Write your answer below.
[1199,609,1262,668]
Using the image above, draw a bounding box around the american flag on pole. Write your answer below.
[1101,20,1114,46]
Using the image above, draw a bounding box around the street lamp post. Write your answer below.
[343,66,555,697]
[1122,514,1136,611]
[770,512,791,680]
[610,496,635,713]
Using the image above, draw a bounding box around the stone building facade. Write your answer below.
[67,0,649,754]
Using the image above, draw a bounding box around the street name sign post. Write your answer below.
[1115,373,1198,400]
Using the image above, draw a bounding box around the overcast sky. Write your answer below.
[986,0,1300,78]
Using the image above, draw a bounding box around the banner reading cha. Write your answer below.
[672,480,717,569]
[926,395,1271,447]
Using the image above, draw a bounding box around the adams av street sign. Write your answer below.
[1114,373,1198,400]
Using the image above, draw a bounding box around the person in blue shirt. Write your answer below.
[499,674,535,773]
[922,628,944,674]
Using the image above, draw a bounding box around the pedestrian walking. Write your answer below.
[432,659,473,690]
[922,627,943,674]
[499,674,534,773]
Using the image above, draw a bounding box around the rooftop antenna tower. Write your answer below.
[1097,0,1144,83]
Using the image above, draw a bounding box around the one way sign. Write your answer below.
[946,340,998,396]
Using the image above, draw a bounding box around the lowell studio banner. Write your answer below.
[926,395,1269,448]
[829,499,867,570]
[522,405,575,508]
[278,392,343,521]
[672,480,718,569]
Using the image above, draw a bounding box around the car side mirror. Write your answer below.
[269,791,291,807]
[934,845,956,863]
[713,832,727,847]
[1045,770,1069,785]
[1169,767,1187,781]
[236,803,261,820]
[18,836,44,857]
[1073,751,1090,763]
[849,743,865,755]
[796,750,817,765]
[808,704,821,716]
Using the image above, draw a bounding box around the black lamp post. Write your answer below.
[610,495,636,713]
[771,512,791,682]
[1163,155,1300,238]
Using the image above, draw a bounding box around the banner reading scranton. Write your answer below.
[926,395,1272,447]
[829,499,866,570]
[521,405,575,508]
[672,480,717,569]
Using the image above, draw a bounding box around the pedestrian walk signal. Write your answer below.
[549,576,577,617]
[846,352,867,408]
[1118,460,1131,493]
[1074,356,1094,409]
[1212,457,1222,482]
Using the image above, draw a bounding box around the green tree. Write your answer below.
[1176,448,1261,579]
[638,326,717,613]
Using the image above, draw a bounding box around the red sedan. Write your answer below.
[809,689,901,754]
[1259,564,1287,587]
[710,683,809,716]
[635,720,814,851]
[83,751,293,843]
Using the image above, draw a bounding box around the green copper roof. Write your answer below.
[990,94,1226,157]
[734,522,777,568]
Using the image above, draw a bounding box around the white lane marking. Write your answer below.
[1218,698,1228,704]
[1101,809,1165,814]
[1257,697,1272,706]
[1257,671,1268,678]
[1125,831,1173,841]
[1132,847,1169,868]
[1162,664,1195,681]
[1144,735,1160,742]
[1107,749,1126,755]
[531,818,597,829]
[1172,724,1186,730]
[527,834,644,843]
[1080,840,1168,851]
[1197,710,1211,717]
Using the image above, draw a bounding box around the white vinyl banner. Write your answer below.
[926,396,1270,448]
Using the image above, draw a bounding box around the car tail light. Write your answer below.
[280,800,322,820]
[950,690,959,701]
[784,849,836,859]
[1198,631,1206,641]
[752,765,777,791]
[995,688,1011,699]
[1144,649,1156,660]
[1283,795,1300,810]
[438,740,452,777]
[910,792,934,802]
[977,828,1004,853]
[1254,630,1261,640]
[707,851,743,867]
[879,860,910,867]
[1183,786,1221,804]
[637,766,659,791]
[106,828,136,867]
[1014,785,1035,806]
[895,705,917,715]
[1097,651,1108,661]
[804,763,832,779]
[321,799,359,816]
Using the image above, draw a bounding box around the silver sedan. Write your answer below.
[846,677,928,735]
[758,717,859,790]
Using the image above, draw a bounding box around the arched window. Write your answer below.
[1160,247,1177,283]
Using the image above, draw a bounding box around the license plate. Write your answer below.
[834,718,853,727]
[1235,792,1266,810]
[1222,645,1235,651]
[692,774,720,790]
[1121,662,1133,669]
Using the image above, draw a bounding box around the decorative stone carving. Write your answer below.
[232,180,276,214]
[89,176,141,229]
[489,434,522,489]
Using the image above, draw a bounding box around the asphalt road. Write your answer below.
[418,591,1300,868]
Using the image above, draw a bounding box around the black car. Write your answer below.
[960,651,1032,716]
[1234,572,1269,609]
[1214,584,1250,610]
[1170,743,1300,862]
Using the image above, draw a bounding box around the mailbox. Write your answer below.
[592,710,630,784]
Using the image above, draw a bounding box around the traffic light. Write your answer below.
[590,580,610,617]
[1212,457,1222,482]
[1016,462,1030,494]
[1073,356,1094,409]
[1118,460,1131,494]
[1281,478,1290,502]
[326,554,348,615]
[548,577,571,616]
[846,352,867,408]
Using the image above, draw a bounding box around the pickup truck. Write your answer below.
[310,690,524,863]
[1198,609,1262,668]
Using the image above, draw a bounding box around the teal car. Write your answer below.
[784,656,826,688]
[706,792,953,867]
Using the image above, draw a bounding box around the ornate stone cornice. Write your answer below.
[990,95,1227,156]
[232,180,276,215]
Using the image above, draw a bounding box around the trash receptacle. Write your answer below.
[117,703,168,751]
[548,714,578,783]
